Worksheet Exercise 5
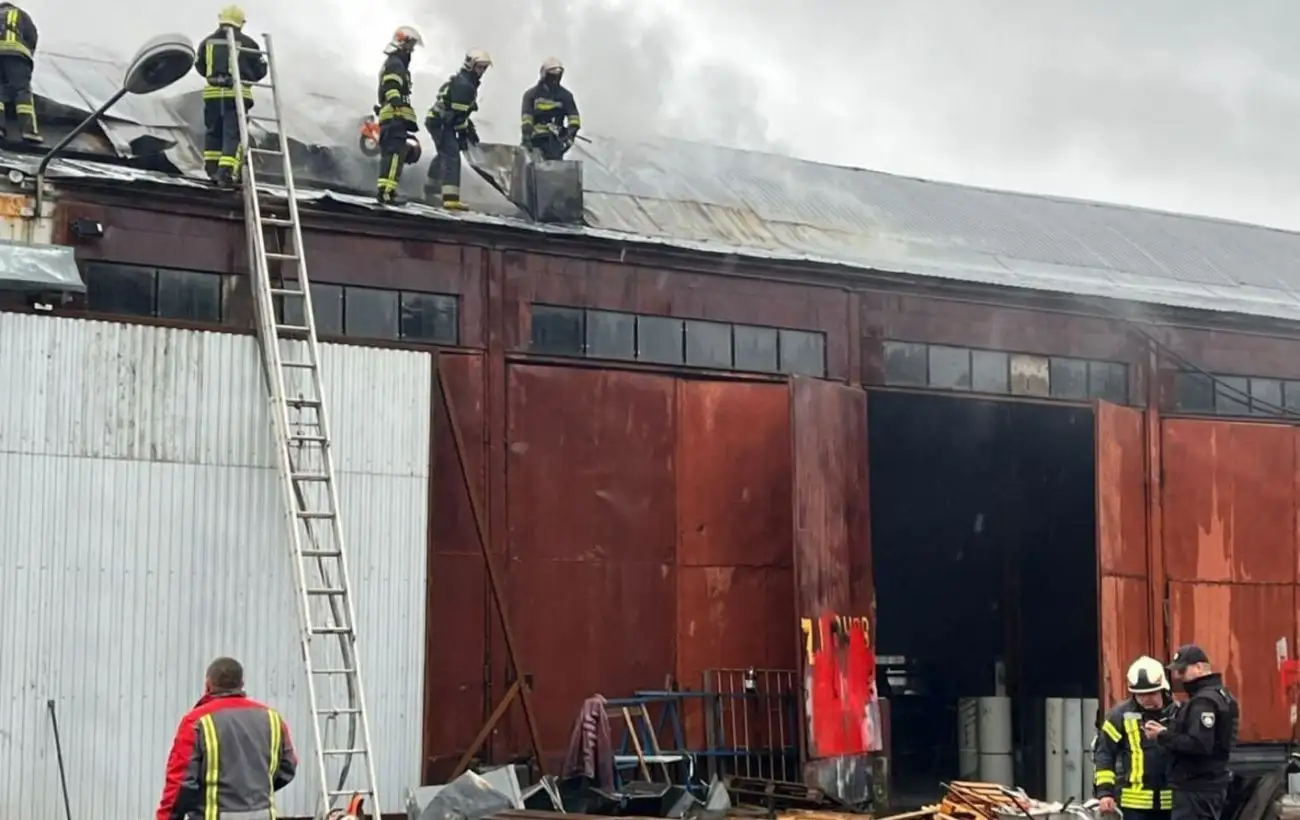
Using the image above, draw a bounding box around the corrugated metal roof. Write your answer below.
[25,43,1300,324]
[0,314,431,819]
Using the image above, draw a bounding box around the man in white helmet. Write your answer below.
[520,57,581,160]
[375,25,423,204]
[1093,656,1177,820]
[423,48,491,210]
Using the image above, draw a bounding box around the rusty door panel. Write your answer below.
[425,352,489,778]
[678,381,792,568]
[505,364,678,764]
[790,376,876,803]
[1168,581,1295,742]
[1162,419,1296,584]
[1095,401,1153,703]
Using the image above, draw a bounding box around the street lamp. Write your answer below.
[33,33,196,217]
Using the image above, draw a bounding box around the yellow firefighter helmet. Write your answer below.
[217,5,245,27]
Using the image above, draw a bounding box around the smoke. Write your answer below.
[23,0,1300,229]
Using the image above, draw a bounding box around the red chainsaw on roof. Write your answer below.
[358,107,382,157]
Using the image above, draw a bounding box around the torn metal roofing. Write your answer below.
[24,45,1300,324]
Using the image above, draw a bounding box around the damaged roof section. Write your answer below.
[34,45,202,173]
[26,45,1300,325]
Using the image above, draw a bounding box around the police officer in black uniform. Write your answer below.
[1094,656,1178,820]
[1144,645,1239,820]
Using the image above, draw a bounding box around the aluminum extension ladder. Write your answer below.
[224,29,381,819]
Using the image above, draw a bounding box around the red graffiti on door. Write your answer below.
[800,614,882,757]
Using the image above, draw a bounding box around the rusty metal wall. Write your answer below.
[676,380,795,747]
[1162,418,1297,742]
[504,364,678,768]
[1095,402,1154,705]
[425,351,491,780]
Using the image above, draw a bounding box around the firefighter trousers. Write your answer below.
[528,133,568,161]
[0,56,36,139]
[1170,790,1225,820]
[203,98,250,182]
[425,127,462,205]
[376,120,410,202]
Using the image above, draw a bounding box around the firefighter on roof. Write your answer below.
[424,48,491,210]
[1093,656,1177,820]
[155,656,297,820]
[194,5,267,186]
[521,57,581,160]
[0,2,40,143]
[375,25,423,204]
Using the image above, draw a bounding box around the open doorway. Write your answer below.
[868,391,1098,807]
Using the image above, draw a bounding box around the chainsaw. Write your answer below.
[358,106,382,157]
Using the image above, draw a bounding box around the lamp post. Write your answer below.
[32,33,196,218]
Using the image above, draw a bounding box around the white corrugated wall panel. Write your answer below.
[0,313,432,819]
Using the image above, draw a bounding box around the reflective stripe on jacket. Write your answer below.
[1093,697,1176,811]
[0,5,37,60]
[156,691,297,820]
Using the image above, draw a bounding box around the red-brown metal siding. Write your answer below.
[1095,401,1153,705]
[424,351,491,780]
[676,380,795,746]
[789,377,871,758]
[1162,419,1297,742]
[505,364,678,767]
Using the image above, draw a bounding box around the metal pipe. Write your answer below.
[34,86,128,220]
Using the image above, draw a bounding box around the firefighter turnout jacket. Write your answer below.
[378,50,418,129]
[0,3,36,61]
[195,25,267,102]
[1094,697,1178,811]
[426,67,481,143]
[155,689,297,820]
[521,79,580,143]
[1157,672,1239,791]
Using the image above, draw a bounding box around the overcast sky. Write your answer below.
[26,0,1300,230]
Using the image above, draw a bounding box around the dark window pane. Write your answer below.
[310,284,344,336]
[1173,371,1214,412]
[1050,357,1088,400]
[86,262,154,317]
[637,315,684,364]
[1285,381,1300,412]
[734,325,778,372]
[972,350,1009,394]
[400,292,458,344]
[530,304,584,354]
[343,287,399,339]
[1088,361,1129,404]
[1249,378,1283,416]
[1215,375,1250,416]
[586,310,635,359]
[928,345,971,390]
[779,329,825,377]
[685,320,733,369]
[883,341,927,386]
[156,268,221,322]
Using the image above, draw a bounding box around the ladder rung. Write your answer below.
[266,251,299,261]
[297,510,335,519]
[270,287,304,297]
[322,749,368,756]
[328,789,371,797]
[287,398,322,407]
[312,668,356,676]
[249,114,278,124]
[306,587,347,596]
[250,146,283,157]
[302,549,343,558]
[289,434,327,444]
[276,324,310,335]
[311,626,353,635]
[247,80,275,89]
[292,472,330,482]
[282,360,315,369]
[261,216,294,227]
[316,707,362,715]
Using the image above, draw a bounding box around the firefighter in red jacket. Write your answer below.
[156,656,297,820]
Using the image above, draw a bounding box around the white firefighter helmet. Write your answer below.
[1126,655,1168,694]
[464,48,493,72]
[384,25,423,54]
[540,57,564,78]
